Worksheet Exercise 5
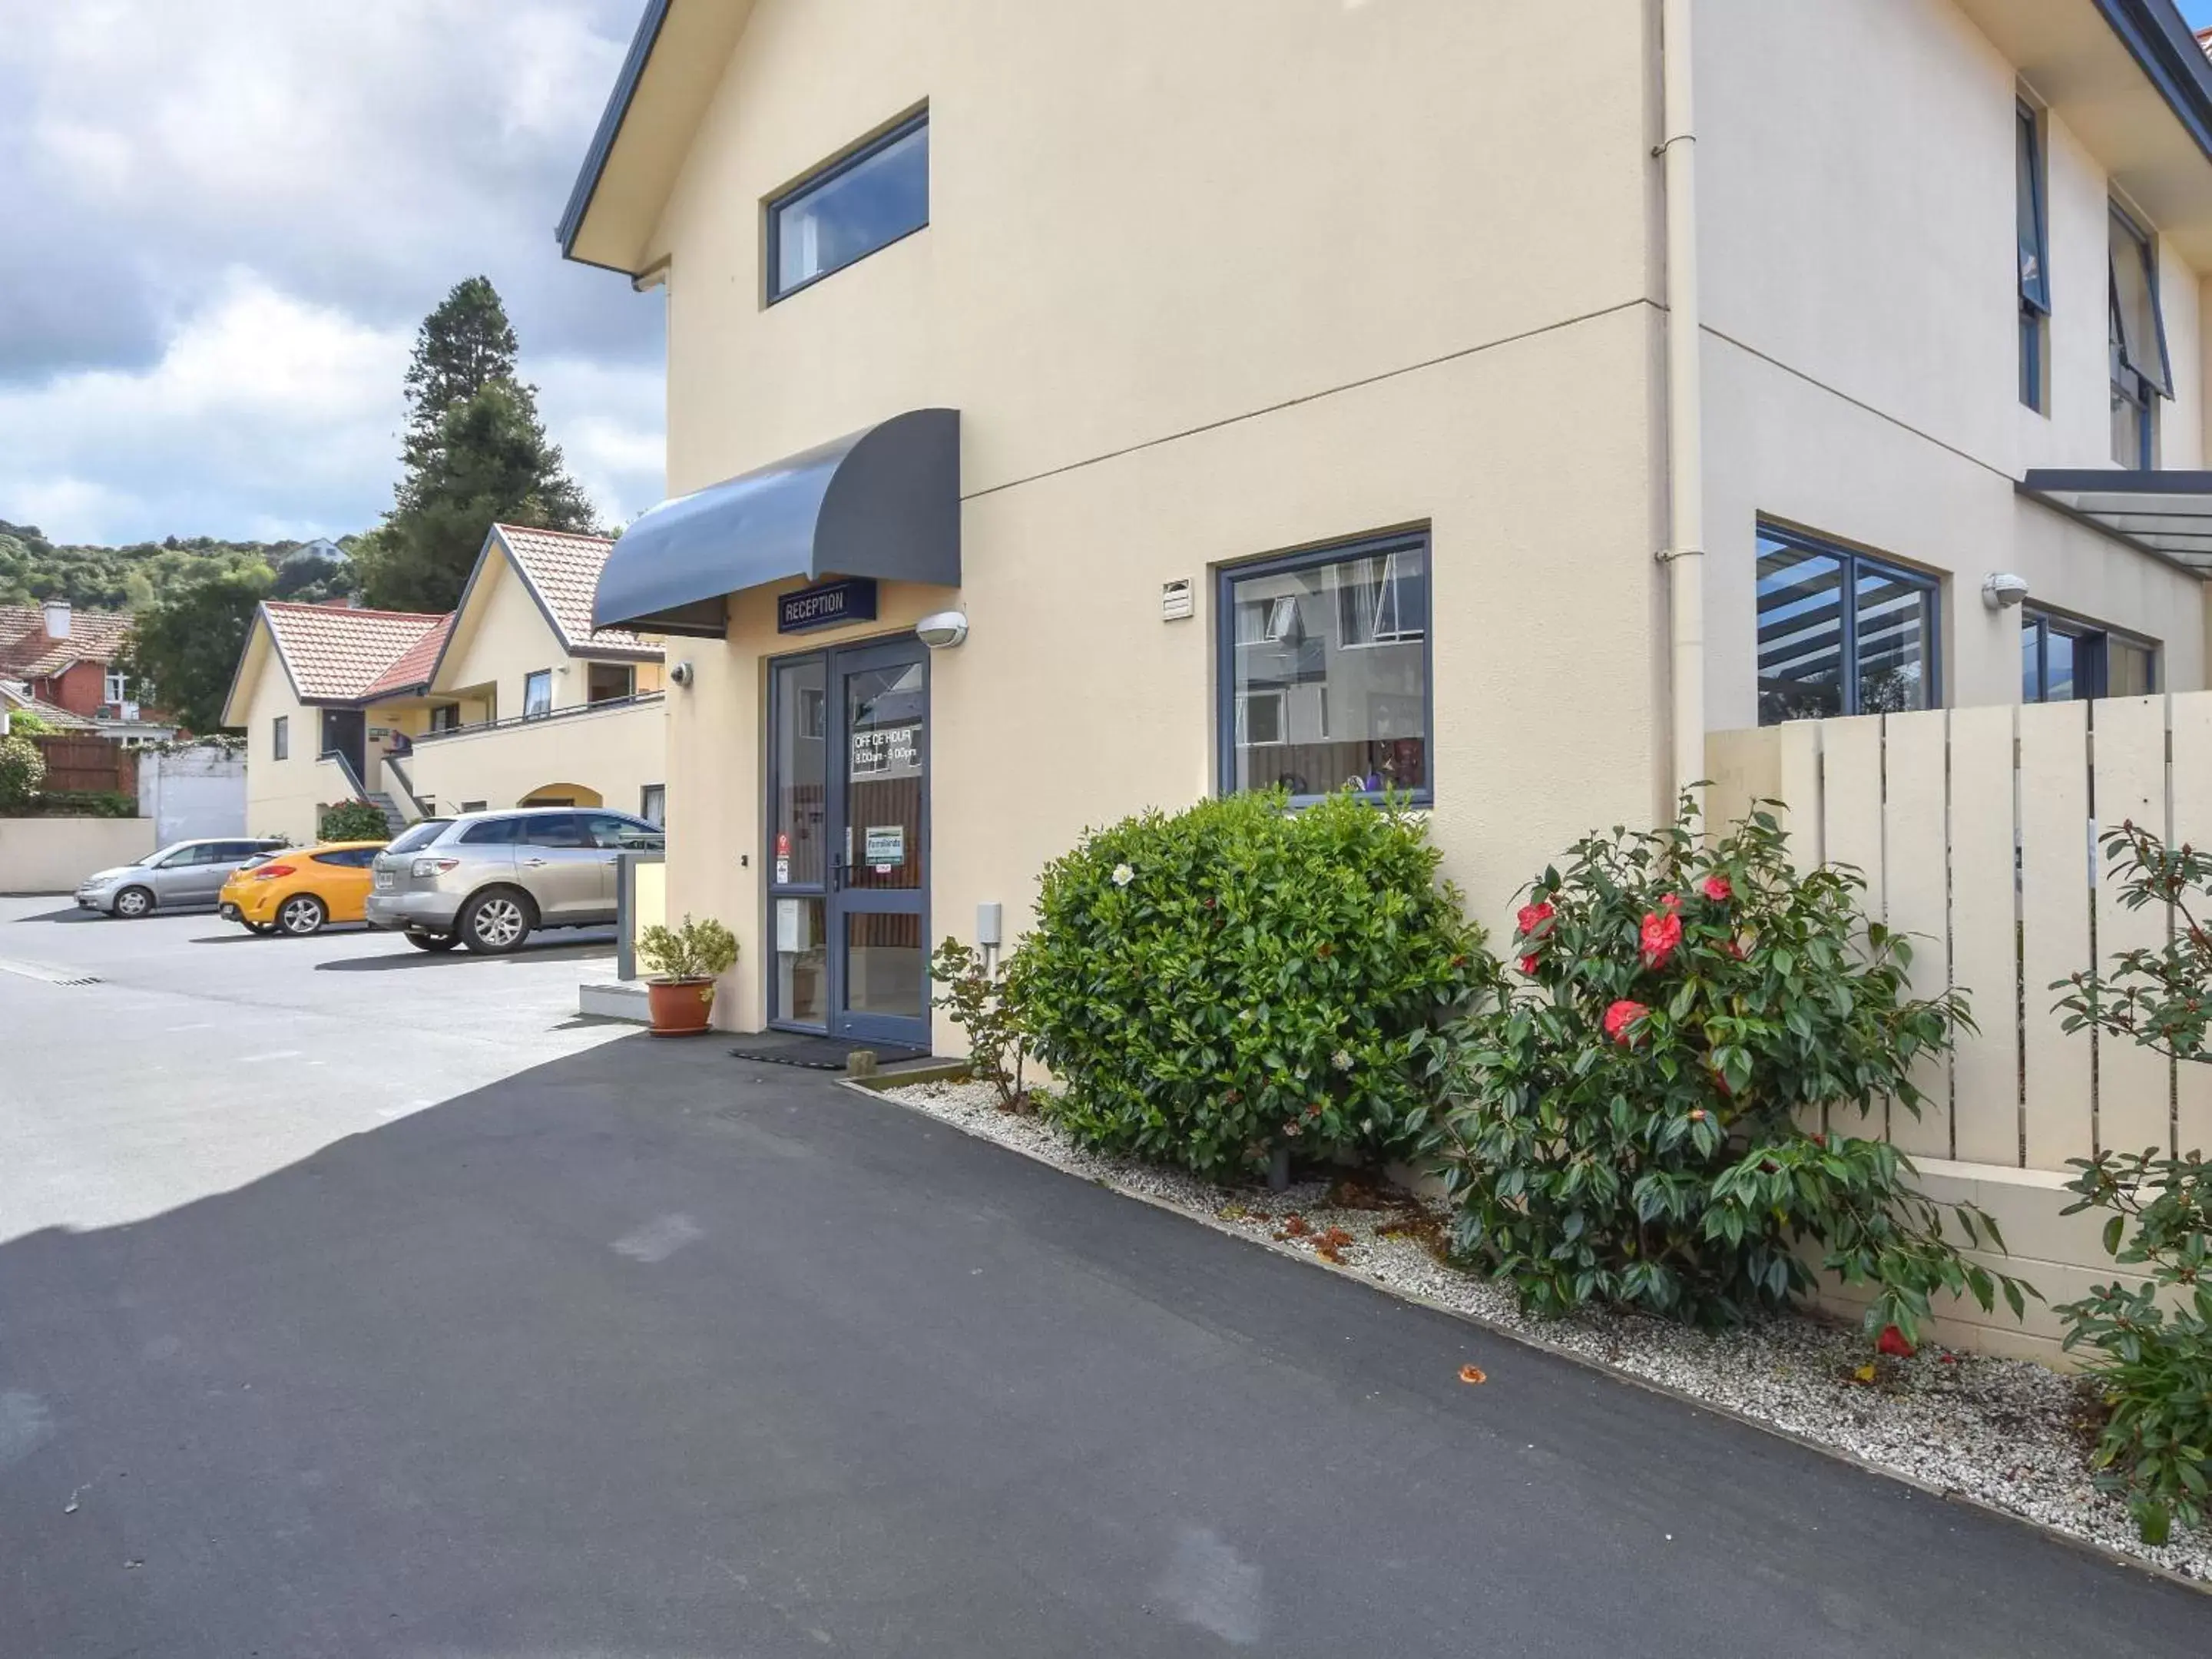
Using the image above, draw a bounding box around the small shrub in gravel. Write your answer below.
[2052,821,2212,1544]
[1015,789,1488,1181]
[929,937,1031,1111]
[1425,800,2033,1346]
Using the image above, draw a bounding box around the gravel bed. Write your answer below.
[882,1076,2210,1584]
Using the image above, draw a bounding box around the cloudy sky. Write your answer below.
[0,0,664,547]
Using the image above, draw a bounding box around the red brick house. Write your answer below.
[0,599,176,743]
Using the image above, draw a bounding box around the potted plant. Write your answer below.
[636,916,738,1037]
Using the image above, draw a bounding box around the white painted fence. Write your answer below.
[1709,695,2212,1176]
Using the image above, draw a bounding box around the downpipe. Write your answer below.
[1660,0,1707,818]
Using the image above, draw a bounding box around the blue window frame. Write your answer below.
[766,111,929,303]
[1217,529,1432,805]
[1756,524,1940,726]
[2017,100,2049,412]
[2110,200,2171,469]
[2022,610,2157,704]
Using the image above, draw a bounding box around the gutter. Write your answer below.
[1659,0,1706,811]
[556,0,674,267]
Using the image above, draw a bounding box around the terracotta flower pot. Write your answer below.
[646,977,715,1037]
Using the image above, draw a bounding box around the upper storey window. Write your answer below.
[2109,200,2171,469]
[767,112,929,303]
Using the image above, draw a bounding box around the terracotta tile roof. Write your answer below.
[362,613,455,699]
[261,602,448,702]
[1,680,95,729]
[0,604,135,678]
[493,525,656,655]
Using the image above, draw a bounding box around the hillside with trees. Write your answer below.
[0,522,357,611]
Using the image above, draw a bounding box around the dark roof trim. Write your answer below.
[2017,469,2212,579]
[2094,0,2212,169]
[594,409,960,636]
[556,0,674,266]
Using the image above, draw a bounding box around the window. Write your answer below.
[459,801,487,813]
[429,704,461,732]
[272,716,288,760]
[2017,100,2049,412]
[1756,525,1939,725]
[587,662,634,704]
[313,847,378,869]
[2110,201,2171,469]
[460,816,528,846]
[104,670,128,706]
[386,819,451,855]
[523,670,553,719]
[581,811,660,849]
[522,813,590,849]
[1219,530,1431,803]
[2022,611,2157,703]
[767,112,928,302]
[641,783,666,828]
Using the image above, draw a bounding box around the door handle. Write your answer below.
[522,856,548,867]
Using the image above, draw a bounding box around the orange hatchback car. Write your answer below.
[219,841,386,937]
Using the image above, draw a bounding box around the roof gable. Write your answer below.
[257,602,448,703]
[0,604,134,679]
[492,525,656,657]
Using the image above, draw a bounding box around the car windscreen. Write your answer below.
[384,820,452,855]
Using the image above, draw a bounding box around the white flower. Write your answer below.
[1331,1049,1354,1072]
[1111,863,1134,888]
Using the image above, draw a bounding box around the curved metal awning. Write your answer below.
[2020,469,2212,576]
[594,408,960,636]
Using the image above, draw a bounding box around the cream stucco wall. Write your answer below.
[437,547,588,716]
[0,816,157,894]
[407,699,669,822]
[1696,0,2210,728]
[237,627,327,846]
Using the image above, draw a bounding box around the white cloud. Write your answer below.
[0,0,665,542]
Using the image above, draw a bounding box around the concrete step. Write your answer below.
[579,981,649,1023]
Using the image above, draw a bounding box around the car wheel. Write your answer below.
[404,930,459,952]
[113,886,154,919]
[459,889,533,955]
[277,895,327,937]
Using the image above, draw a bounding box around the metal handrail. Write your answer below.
[385,751,426,819]
[318,747,371,799]
[410,690,667,746]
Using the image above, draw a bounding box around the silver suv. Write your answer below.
[363,807,663,954]
[76,837,286,918]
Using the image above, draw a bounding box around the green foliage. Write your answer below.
[5,708,55,737]
[2058,1151,2212,1545]
[34,790,135,819]
[317,800,392,843]
[638,914,739,982]
[352,279,596,613]
[2047,820,2212,1544]
[0,518,302,611]
[0,733,45,813]
[1426,801,2032,1344]
[929,937,1031,1110]
[113,567,271,734]
[1014,789,1488,1181]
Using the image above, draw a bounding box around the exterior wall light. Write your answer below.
[916,611,969,649]
[668,661,695,687]
[1982,573,2030,611]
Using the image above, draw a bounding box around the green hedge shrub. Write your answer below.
[36,790,136,819]
[0,733,45,813]
[319,799,392,842]
[1015,790,1487,1180]
[1426,801,2032,1345]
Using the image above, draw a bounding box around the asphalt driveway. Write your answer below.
[0,899,2204,1655]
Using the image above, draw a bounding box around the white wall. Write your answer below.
[138,747,246,844]
[1695,0,2210,728]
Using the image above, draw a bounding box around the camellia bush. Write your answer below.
[1425,800,2032,1344]
[318,799,392,843]
[0,733,45,813]
[1015,789,1489,1180]
[2051,820,2212,1544]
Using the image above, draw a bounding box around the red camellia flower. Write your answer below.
[1660,892,1683,913]
[1640,909,1684,969]
[1518,954,1541,977]
[1603,1000,1649,1045]
[1515,900,1555,937]
[1876,1325,1916,1359]
[1701,875,1733,902]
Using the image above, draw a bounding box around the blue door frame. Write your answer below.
[766,634,932,1050]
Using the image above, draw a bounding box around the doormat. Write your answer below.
[728,1035,930,1071]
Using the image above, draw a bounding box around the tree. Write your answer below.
[352,280,598,612]
[401,276,519,446]
[114,568,271,734]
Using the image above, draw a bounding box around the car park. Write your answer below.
[366,806,662,955]
[217,840,386,937]
[75,837,287,919]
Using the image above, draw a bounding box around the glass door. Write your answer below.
[766,637,929,1049]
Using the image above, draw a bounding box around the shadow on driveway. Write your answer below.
[2,1036,2200,1657]
[311,933,617,971]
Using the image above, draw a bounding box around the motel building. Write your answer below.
[565,0,2212,1053]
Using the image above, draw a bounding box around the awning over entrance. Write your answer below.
[2019,469,2212,575]
[594,408,960,636]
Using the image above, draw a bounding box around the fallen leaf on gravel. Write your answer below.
[1852,1363,1878,1385]
[1459,1365,1488,1385]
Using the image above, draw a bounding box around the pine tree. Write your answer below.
[354,280,599,613]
